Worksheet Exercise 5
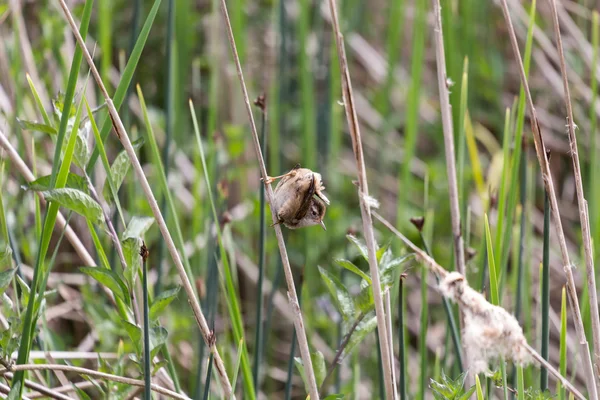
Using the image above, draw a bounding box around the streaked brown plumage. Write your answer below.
[263,165,329,230]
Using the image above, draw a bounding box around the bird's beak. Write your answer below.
[319,220,327,231]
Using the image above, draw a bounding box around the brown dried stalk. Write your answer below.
[327,0,396,398]
[547,0,600,388]
[498,1,598,398]
[430,0,468,375]
[215,0,320,398]
[372,211,586,400]
[0,364,188,400]
[56,0,234,396]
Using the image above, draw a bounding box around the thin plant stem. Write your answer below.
[547,0,600,387]
[56,1,234,395]
[215,0,319,397]
[541,187,550,390]
[398,274,407,400]
[497,2,597,397]
[431,0,470,380]
[0,365,187,400]
[326,0,395,397]
[141,244,152,400]
[319,311,367,396]
[253,95,267,393]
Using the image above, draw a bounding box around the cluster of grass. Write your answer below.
[0,0,600,398]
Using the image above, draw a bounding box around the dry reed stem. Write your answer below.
[547,0,600,388]
[372,211,586,400]
[1,372,72,400]
[56,1,234,396]
[498,1,598,398]
[327,0,396,398]
[0,364,188,400]
[0,128,95,267]
[430,0,469,376]
[215,0,320,398]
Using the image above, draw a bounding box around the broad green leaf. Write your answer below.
[152,359,169,375]
[7,382,21,400]
[73,385,92,400]
[150,287,180,320]
[376,241,391,264]
[102,138,144,202]
[122,237,142,287]
[123,320,142,353]
[123,216,155,240]
[16,275,30,304]
[0,246,12,269]
[294,351,327,394]
[380,254,414,289]
[318,266,355,320]
[344,315,377,356]
[356,280,374,313]
[41,188,104,225]
[17,119,57,135]
[312,350,326,388]
[0,268,15,296]
[80,267,129,305]
[73,122,90,169]
[150,326,168,359]
[52,92,77,121]
[347,234,368,261]
[23,173,88,193]
[334,259,371,284]
[323,395,345,400]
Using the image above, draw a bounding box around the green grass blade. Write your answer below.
[475,375,484,400]
[26,75,51,126]
[541,189,550,390]
[484,214,499,305]
[398,0,426,226]
[517,365,525,400]
[559,286,567,400]
[85,99,125,228]
[231,339,245,399]
[49,0,93,188]
[190,100,256,399]
[12,70,90,394]
[87,0,163,173]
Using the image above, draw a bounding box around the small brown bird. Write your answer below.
[263,165,330,230]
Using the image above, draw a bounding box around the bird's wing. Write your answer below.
[293,173,316,221]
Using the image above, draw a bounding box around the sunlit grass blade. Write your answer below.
[559,286,567,400]
[517,365,525,400]
[12,65,91,394]
[87,0,163,173]
[484,214,499,305]
[190,99,256,399]
[475,375,484,400]
[85,99,125,228]
[419,265,428,399]
[231,339,244,399]
[26,74,51,126]
[457,57,469,213]
[136,85,195,289]
[464,112,485,198]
